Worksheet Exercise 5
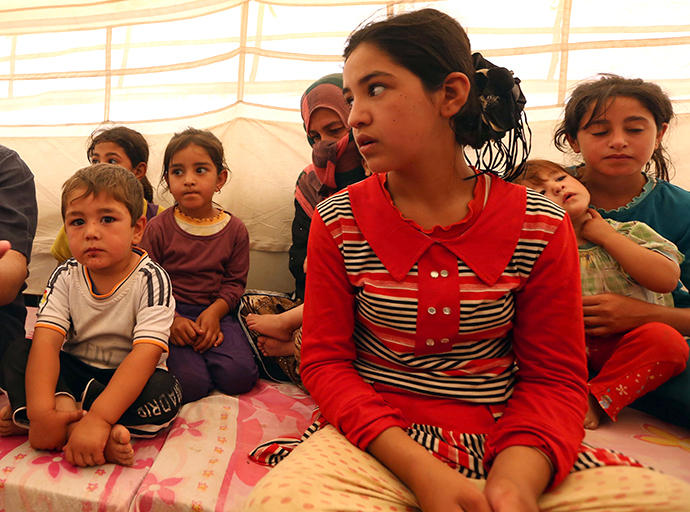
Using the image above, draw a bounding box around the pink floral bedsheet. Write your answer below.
[584,407,690,483]
[0,381,316,512]
[0,378,687,512]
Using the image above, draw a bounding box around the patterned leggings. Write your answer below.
[241,425,690,512]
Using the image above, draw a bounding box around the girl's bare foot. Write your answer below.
[0,405,26,436]
[104,425,134,466]
[584,393,604,430]
[246,313,294,342]
[257,336,296,357]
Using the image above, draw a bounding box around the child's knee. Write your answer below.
[646,323,689,363]
[175,371,213,405]
[212,361,259,395]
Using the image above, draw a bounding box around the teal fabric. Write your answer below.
[596,176,690,427]
[596,177,690,309]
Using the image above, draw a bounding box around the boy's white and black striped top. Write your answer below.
[36,248,175,370]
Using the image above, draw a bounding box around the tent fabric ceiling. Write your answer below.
[1,0,690,294]
[1,0,688,129]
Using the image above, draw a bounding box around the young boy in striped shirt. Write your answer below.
[0,164,182,467]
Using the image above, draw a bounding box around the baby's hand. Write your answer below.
[580,209,617,246]
[194,308,224,353]
[28,408,84,451]
[170,316,202,346]
[64,412,111,467]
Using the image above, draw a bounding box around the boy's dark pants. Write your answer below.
[0,338,182,437]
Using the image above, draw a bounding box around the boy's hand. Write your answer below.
[64,412,111,467]
[28,408,84,451]
[170,316,202,346]
[194,308,224,353]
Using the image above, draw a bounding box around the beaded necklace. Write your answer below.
[174,205,225,224]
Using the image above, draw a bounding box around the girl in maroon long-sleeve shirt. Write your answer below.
[140,128,258,404]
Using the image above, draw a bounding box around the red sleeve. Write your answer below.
[300,211,409,449]
[484,217,588,489]
[215,217,249,310]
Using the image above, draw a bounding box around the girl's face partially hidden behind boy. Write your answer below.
[567,96,667,180]
[91,142,147,181]
[166,143,228,219]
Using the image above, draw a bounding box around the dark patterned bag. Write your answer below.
[237,290,306,391]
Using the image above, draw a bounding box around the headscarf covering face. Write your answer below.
[300,73,351,147]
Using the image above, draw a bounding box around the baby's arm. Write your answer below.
[581,210,680,293]
[64,344,163,466]
[26,327,84,450]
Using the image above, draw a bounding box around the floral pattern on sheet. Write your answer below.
[0,385,688,510]
[135,475,183,512]
[585,408,690,484]
[31,452,80,480]
[634,424,690,453]
[167,419,206,441]
[130,382,316,511]
[0,395,168,512]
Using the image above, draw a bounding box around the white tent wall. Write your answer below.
[1,0,689,295]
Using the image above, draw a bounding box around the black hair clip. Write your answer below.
[467,52,530,181]
[473,53,526,140]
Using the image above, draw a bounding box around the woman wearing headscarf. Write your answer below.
[245,74,367,362]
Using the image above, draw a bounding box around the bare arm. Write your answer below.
[581,210,679,293]
[0,242,28,306]
[26,326,84,450]
[26,327,64,416]
[484,446,551,512]
[367,427,492,512]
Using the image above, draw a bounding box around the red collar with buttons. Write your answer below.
[349,172,527,356]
